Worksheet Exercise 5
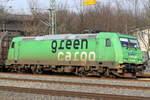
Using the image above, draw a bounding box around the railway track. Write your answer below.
[136,73,150,78]
[0,86,149,100]
[0,72,149,98]
[0,72,150,82]
[0,77,150,90]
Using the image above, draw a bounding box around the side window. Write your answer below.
[106,39,111,47]
[11,42,15,48]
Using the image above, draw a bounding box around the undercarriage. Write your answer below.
[4,63,145,79]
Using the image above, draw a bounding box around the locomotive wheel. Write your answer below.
[0,65,4,72]
[100,68,116,78]
[32,65,43,74]
[76,67,88,77]
[10,64,19,73]
[101,67,110,78]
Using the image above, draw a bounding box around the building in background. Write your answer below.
[132,27,150,52]
[132,27,150,64]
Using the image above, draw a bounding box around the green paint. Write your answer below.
[7,32,143,67]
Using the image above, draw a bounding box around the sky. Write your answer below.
[3,0,49,14]
[1,0,111,14]
[1,0,146,14]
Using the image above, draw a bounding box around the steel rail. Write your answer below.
[0,77,150,90]
[0,72,150,82]
[0,86,149,100]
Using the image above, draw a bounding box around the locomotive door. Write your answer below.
[98,38,114,61]
[11,42,19,60]
[104,38,115,61]
[11,42,15,60]
[98,38,106,61]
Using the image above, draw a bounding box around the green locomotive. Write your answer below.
[6,32,144,78]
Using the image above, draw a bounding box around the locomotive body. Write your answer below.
[0,31,24,70]
[6,32,144,77]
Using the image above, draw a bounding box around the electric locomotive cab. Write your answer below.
[119,36,143,75]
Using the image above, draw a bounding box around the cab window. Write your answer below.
[11,42,15,48]
[106,39,111,47]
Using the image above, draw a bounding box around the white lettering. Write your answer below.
[58,52,64,61]
[89,52,96,61]
[57,51,96,63]
[65,52,71,61]
[81,52,87,64]
[73,52,79,61]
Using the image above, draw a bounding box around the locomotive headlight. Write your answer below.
[138,60,143,63]
[124,58,128,62]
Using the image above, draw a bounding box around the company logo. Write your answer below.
[51,39,96,63]
[58,51,96,63]
[51,39,88,53]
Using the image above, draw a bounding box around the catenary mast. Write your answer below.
[49,0,96,34]
[50,0,56,34]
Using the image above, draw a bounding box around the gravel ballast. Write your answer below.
[0,91,95,100]
[0,73,150,87]
[0,79,149,97]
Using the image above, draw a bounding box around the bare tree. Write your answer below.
[20,0,49,36]
[138,0,150,52]
[21,0,148,36]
